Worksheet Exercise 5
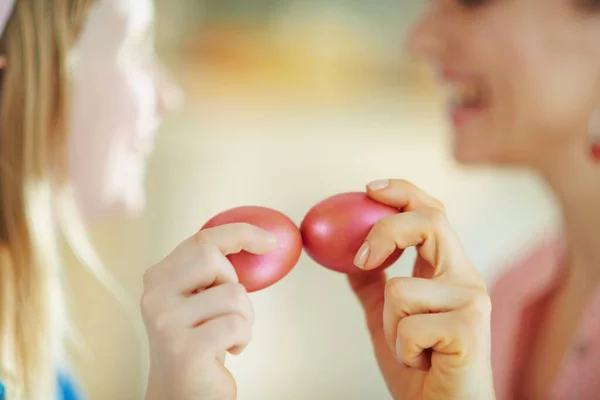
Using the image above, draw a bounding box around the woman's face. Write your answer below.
[408,0,600,167]
[69,0,182,220]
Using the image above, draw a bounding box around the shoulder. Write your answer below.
[57,371,83,400]
[489,233,565,399]
[0,372,82,400]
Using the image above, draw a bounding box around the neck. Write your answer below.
[537,145,600,280]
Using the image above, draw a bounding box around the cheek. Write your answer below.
[71,66,134,151]
[454,7,600,164]
[491,20,600,143]
[69,60,150,203]
[466,30,541,156]
[518,61,600,149]
[482,31,588,152]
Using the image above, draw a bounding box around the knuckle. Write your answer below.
[198,245,223,272]
[226,314,250,337]
[472,292,493,315]
[201,244,220,263]
[152,311,173,335]
[142,265,158,289]
[394,179,418,195]
[371,217,394,239]
[243,325,254,343]
[434,199,447,214]
[226,283,249,308]
[194,228,211,244]
[239,322,253,343]
[395,318,413,347]
[140,293,175,335]
[423,207,447,230]
[463,292,492,323]
[224,313,244,333]
[233,223,254,250]
[384,277,410,304]
[140,292,155,320]
[237,222,254,235]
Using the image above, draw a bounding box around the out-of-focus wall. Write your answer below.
[66,1,559,399]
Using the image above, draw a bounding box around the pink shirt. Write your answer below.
[491,236,600,399]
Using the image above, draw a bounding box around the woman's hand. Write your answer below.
[141,223,278,400]
[349,179,495,400]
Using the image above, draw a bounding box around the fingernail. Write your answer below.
[368,179,389,191]
[354,242,370,269]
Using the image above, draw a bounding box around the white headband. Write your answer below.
[0,0,15,38]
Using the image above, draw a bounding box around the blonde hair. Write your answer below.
[0,0,95,398]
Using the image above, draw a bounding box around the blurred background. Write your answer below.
[65,0,560,399]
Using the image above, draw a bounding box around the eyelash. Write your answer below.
[457,0,600,11]
[577,0,600,11]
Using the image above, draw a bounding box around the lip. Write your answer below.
[439,68,489,129]
[439,68,479,83]
[449,104,487,129]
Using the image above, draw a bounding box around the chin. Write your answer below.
[121,194,146,217]
[450,129,515,167]
[104,159,148,219]
[451,138,491,166]
[79,187,146,223]
[91,198,145,222]
[115,181,147,218]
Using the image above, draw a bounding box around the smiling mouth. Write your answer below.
[448,82,488,109]
[442,78,490,128]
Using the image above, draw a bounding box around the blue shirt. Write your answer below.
[0,372,81,400]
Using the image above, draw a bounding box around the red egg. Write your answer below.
[201,206,302,292]
[300,192,402,274]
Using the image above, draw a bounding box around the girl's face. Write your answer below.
[408,0,600,168]
[69,0,182,220]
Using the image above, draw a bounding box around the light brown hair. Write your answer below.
[0,0,95,397]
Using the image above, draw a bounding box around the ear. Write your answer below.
[0,56,6,69]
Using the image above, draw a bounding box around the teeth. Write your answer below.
[447,83,485,107]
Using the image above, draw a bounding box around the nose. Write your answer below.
[405,6,444,61]
[155,63,184,117]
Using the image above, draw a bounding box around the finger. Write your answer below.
[195,222,278,256]
[145,222,278,292]
[141,257,239,328]
[357,209,478,285]
[169,283,255,328]
[382,277,479,352]
[166,244,239,296]
[366,179,445,213]
[395,305,490,371]
[191,313,253,356]
[395,312,455,370]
